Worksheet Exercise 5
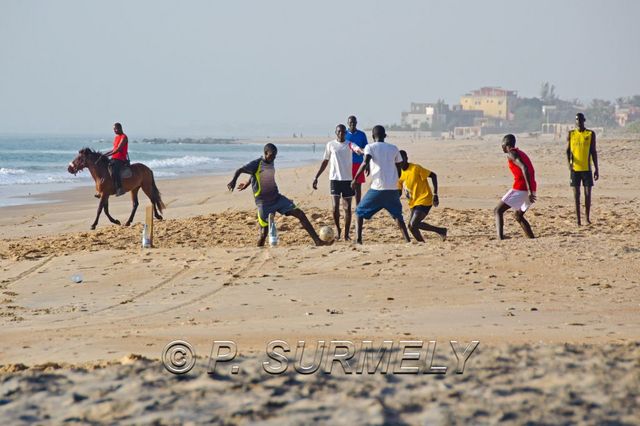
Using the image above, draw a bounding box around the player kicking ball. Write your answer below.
[228,143,327,247]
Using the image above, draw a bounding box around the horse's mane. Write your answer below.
[80,147,103,157]
[82,147,112,161]
[79,147,110,170]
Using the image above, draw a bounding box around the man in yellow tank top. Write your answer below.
[397,150,447,242]
[566,113,599,225]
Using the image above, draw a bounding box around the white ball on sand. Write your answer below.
[319,226,335,243]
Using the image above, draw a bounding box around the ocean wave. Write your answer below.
[133,137,237,145]
[152,171,178,178]
[145,156,221,168]
[0,167,27,175]
[0,157,217,185]
[0,171,89,186]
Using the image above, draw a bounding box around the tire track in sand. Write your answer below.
[1,256,55,289]
[123,249,271,321]
[47,262,196,324]
[28,250,269,331]
[89,264,194,315]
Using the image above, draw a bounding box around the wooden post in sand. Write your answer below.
[145,205,154,247]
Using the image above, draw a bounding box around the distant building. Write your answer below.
[473,116,502,128]
[453,126,499,138]
[542,123,605,139]
[541,122,574,140]
[453,126,483,138]
[401,102,448,130]
[615,105,640,127]
[447,105,484,128]
[460,87,517,120]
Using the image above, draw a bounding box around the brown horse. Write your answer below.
[67,148,165,229]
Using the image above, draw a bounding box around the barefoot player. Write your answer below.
[228,143,326,247]
[494,134,537,240]
[398,150,447,242]
[346,115,368,205]
[352,125,410,244]
[312,124,364,241]
[567,113,599,225]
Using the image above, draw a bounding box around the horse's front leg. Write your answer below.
[91,198,105,230]
[124,187,140,226]
[103,196,121,226]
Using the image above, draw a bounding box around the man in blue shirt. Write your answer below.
[346,115,368,205]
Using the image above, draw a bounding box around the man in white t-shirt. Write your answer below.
[313,124,363,241]
[352,125,410,244]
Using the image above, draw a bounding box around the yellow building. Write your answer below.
[460,87,517,120]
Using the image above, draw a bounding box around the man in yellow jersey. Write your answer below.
[567,113,599,225]
[397,150,447,242]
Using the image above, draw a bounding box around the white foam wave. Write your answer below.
[152,171,178,178]
[0,171,89,186]
[146,156,220,169]
[0,167,27,175]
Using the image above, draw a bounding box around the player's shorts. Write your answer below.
[411,204,432,216]
[570,170,593,187]
[501,189,535,212]
[330,180,355,198]
[352,163,365,184]
[356,189,403,220]
[257,195,296,228]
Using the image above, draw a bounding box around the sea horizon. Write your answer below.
[0,135,321,208]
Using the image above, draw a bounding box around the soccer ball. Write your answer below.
[319,226,335,243]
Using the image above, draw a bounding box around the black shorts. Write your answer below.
[411,205,432,215]
[570,170,593,187]
[330,180,355,198]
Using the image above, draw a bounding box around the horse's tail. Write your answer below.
[150,171,165,213]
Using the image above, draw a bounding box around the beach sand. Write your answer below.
[1,134,639,423]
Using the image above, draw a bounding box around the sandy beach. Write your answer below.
[1,134,639,424]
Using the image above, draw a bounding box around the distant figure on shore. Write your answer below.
[494,134,536,240]
[312,124,364,241]
[567,113,599,225]
[352,125,410,244]
[398,150,447,242]
[228,143,326,246]
[103,122,129,196]
[346,115,369,205]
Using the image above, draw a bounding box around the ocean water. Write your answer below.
[0,136,320,207]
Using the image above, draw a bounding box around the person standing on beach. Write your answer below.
[494,134,537,240]
[103,122,128,196]
[312,124,364,241]
[397,150,447,242]
[346,115,369,205]
[228,143,326,247]
[567,113,599,225]
[352,125,410,244]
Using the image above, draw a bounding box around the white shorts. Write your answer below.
[501,189,535,212]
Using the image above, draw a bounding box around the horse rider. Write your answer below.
[104,122,129,196]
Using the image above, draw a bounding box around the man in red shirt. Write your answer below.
[104,122,128,196]
[494,134,536,240]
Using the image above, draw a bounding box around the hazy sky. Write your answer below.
[1,0,639,137]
